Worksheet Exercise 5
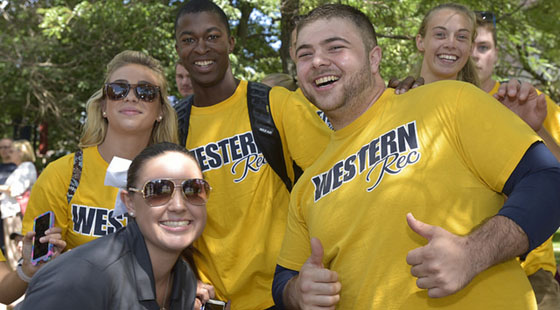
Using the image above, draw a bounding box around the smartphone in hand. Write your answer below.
[31,211,55,265]
[202,299,226,310]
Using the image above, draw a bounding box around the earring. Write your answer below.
[102,111,107,117]
[157,115,163,122]
[129,212,135,217]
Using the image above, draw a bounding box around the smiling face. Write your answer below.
[296,17,379,124]
[417,8,474,83]
[103,63,163,136]
[175,11,234,89]
[124,151,207,257]
[472,26,498,89]
[0,138,13,163]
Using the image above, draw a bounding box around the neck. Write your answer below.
[329,75,386,131]
[97,130,152,163]
[191,70,239,107]
[148,246,180,309]
[480,77,497,93]
[420,61,457,84]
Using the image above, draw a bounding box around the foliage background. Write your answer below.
[1,0,558,163]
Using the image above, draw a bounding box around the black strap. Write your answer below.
[247,82,294,191]
[174,83,298,191]
[66,149,83,204]
[176,95,194,147]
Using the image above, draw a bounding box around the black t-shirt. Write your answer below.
[0,163,16,184]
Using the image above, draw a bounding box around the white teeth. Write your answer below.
[314,75,339,86]
[161,220,191,227]
[195,60,213,66]
[438,54,458,61]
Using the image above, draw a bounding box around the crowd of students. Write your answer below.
[1,1,559,309]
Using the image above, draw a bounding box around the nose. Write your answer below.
[166,187,189,213]
[194,39,209,54]
[311,50,331,69]
[124,86,139,103]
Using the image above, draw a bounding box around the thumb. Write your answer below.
[307,237,324,268]
[406,213,435,241]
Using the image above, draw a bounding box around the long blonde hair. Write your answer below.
[79,50,178,148]
[417,3,480,87]
[12,140,35,163]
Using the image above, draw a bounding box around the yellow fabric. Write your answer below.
[187,80,330,309]
[279,81,539,309]
[488,81,559,275]
[0,249,5,262]
[22,147,127,250]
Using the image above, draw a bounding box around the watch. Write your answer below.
[16,258,32,283]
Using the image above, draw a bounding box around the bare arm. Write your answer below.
[406,214,527,298]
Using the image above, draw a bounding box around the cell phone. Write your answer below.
[202,299,226,310]
[31,211,55,265]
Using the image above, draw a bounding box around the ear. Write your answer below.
[228,36,236,53]
[416,34,425,52]
[369,46,382,75]
[121,190,136,216]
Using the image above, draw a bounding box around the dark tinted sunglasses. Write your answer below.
[128,178,211,207]
[104,82,160,102]
[475,11,496,28]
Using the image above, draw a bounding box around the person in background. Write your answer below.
[0,138,16,185]
[471,11,560,308]
[262,73,298,91]
[176,62,194,98]
[0,140,37,269]
[0,227,65,305]
[22,50,178,252]
[20,142,203,309]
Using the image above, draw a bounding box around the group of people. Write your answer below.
[0,1,559,310]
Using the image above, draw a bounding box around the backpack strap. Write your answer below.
[175,95,194,147]
[247,81,295,191]
[66,149,83,204]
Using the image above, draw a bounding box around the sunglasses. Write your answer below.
[128,178,211,207]
[475,11,496,28]
[104,82,161,102]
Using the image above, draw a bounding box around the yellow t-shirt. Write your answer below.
[489,81,559,275]
[0,249,5,262]
[279,81,539,309]
[187,80,330,309]
[22,147,127,250]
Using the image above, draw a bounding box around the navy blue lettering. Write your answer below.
[205,143,222,168]
[93,208,108,236]
[397,122,418,152]
[217,139,230,164]
[107,210,123,234]
[229,136,242,161]
[332,161,344,190]
[380,130,397,158]
[72,205,96,235]
[193,147,210,171]
[368,138,381,169]
[357,145,369,173]
[239,132,257,157]
[343,155,356,182]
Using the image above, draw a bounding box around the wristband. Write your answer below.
[16,259,32,283]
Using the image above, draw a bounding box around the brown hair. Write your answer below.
[417,3,480,87]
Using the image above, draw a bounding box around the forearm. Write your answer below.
[466,215,528,276]
[0,265,28,305]
[537,128,560,162]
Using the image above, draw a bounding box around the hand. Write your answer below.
[406,213,475,298]
[194,280,215,309]
[291,238,341,309]
[21,227,66,278]
[387,76,425,95]
[493,80,547,131]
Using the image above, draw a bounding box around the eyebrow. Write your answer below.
[295,36,351,55]
[432,26,471,33]
[178,27,223,37]
[110,79,156,85]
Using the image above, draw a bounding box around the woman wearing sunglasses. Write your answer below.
[22,50,178,251]
[21,142,206,309]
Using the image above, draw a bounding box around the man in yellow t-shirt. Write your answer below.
[174,1,331,308]
[274,4,560,309]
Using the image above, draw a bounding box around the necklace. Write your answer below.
[160,272,172,310]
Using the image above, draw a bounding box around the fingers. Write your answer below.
[387,77,400,88]
[194,298,202,310]
[308,237,324,268]
[406,213,435,241]
[196,281,216,304]
[395,76,416,95]
[412,76,425,89]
